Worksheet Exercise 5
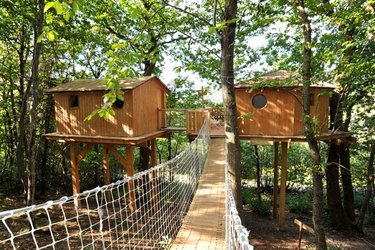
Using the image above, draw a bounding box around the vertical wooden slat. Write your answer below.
[126,145,136,212]
[151,139,158,212]
[279,141,288,230]
[103,144,111,201]
[70,142,80,207]
[273,141,279,219]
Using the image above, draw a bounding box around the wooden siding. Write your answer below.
[236,88,295,136]
[132,78,167,136]
[186,110,209,135]
[293,88,329,134]
[54,91,134,137]
[236,87,330,136]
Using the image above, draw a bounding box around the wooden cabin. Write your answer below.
[235,70,334,138]
[46,76,170,139]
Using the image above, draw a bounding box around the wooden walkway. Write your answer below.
[172,138,226,250]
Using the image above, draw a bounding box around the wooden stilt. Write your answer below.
[70,142,80,207]
[273,141,279,219]
[126,145,136,212]
[103,145,111,201]
[279,141,288,230]
[150,139,158,212]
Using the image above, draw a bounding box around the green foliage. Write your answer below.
[241,142,313,187]
[241,112,253,120]
[159,235,172,250]
[242,186,271,216]
[287,191,313,215]
[368,198,375,225]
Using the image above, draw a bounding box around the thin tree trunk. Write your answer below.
[38,80,55,194]
[26,0,45,206]
[254,145,261,201]
[221,0,242,216]
[295,0,327,248]
[340,143,355,222]
[356,142,375,232]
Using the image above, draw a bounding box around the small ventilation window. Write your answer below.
[113,97,124,109]
[252,94,267,109]
[69,95,79,108]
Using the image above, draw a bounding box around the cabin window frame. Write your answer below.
[252,94,267,109]
[69,95,79,108]
[113,97,124,109]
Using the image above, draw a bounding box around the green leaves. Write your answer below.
[241,112,254,120]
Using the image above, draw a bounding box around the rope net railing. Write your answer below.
[0,119,210,250]
[225,168,254,250]
[224,142,254,250]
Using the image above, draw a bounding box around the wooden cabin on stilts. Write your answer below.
[45,76,170,210]
[234,70,352,230]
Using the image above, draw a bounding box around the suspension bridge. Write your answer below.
[0,118,252,249]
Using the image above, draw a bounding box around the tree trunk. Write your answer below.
[38,81,55,194]
[356,142,375,232]
[340,143,355,222]
[326,143,347,228]
[295,0,327,248]
[326,93,347,228]
[221,0,242,216]
[26,0,45,206]
[15,27,30,194]
[254,145,261,201]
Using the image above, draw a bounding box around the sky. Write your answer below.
[160,35,269,104]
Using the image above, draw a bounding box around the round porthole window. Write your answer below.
[252,94,267,109]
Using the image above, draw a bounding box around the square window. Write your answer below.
[69,95,79,107]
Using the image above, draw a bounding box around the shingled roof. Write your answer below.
[46,76,170,93]
[235,70,335,89]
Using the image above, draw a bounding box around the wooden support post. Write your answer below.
[70,142,80,208]
[126,145,136,212]
[103,145,111,201]
[151,139,158,212]
[273,141,279,219]
[279,141,288,230]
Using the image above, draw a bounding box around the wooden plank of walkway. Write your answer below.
[172,138,226,250]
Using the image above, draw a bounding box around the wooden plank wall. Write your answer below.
[132,78,167,136]
[54,91,134,137]
[293,87,330,134]
[236,87,330,136]
[186,110,208,134]
[236,88,295,136]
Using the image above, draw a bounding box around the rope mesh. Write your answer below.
[224,139,254,250]
[1,117,254,249]
[0,119,210,250]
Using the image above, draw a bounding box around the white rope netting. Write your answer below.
[225,167,254,250]
[0,119,210,250]
[224,140,254,250]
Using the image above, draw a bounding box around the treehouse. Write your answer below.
[234,70,353,231]
[45,76,170,143]
[45,76,170,209]
[235,70,333,139]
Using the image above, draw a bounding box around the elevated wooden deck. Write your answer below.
[172,138,226,250]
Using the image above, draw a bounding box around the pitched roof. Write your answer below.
[46,76,170,93]
[235,70,335,89]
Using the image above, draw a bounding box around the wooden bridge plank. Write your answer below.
[172,138,226,250]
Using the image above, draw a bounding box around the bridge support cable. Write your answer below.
[0,119,210,249]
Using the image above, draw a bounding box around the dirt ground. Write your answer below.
[243,204,375,250]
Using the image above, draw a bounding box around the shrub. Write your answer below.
[368,198,375,225]
[242,186,271,216]
[287,191,312,215]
